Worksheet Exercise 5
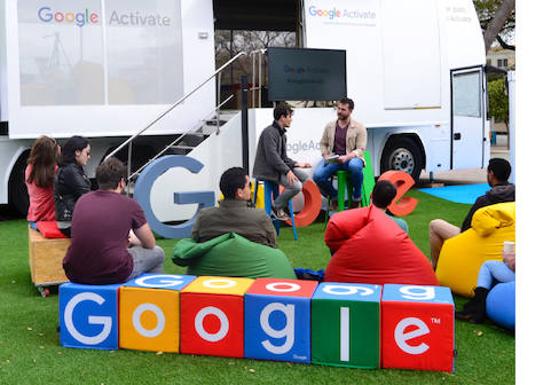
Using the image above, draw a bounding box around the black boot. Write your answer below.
[456,287,489,323]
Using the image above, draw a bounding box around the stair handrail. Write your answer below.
[250,49,266,108]
[128,94,235,181]
[105,51,247,161]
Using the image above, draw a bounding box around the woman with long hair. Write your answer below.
[25,135,60,225]
[54,135,92,236]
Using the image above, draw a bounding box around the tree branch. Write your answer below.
[496,34,515,51]
[484,0,515,52]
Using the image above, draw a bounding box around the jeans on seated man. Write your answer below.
[312,97,367,210]
[428,158,515,269]
[192,167,277,248]
[371,180,409,234]
[63,157,164,284]
[252,102,311,221]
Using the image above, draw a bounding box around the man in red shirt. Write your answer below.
[63,158,164,284]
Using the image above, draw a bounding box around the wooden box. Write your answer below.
[28,228,70,291]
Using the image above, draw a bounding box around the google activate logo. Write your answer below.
[308,5,375,22]
[37,6,99,28]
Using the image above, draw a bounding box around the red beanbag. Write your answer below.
[324,206,438,286]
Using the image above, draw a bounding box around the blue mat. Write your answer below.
[419,183,489,204]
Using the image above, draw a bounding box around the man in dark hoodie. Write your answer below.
[429,158,515,269]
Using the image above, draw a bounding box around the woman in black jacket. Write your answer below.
[54,136,91,236]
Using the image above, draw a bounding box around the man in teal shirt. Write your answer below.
[371,180,409,233]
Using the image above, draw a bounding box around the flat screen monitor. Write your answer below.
[267,47,346,101]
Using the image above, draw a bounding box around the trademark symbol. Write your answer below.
[431,317,441,324]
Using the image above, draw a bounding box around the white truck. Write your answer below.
[1,0,489,222]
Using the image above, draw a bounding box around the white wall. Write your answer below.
[0,0,7,121]
[508,71,515,183]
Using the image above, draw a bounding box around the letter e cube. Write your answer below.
[381,284,455,372]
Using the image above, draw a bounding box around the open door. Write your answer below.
[451,67,486,169]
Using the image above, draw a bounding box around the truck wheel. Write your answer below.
[381,137,423,182]
[8,151,30,217]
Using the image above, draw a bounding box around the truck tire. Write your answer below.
[8,151,31,217]
[381,136,423,182]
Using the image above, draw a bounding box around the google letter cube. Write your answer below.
[244,278,318,363]
[119,274,196,352]
[180,276,254,357]
[311,282,382,369]
[59,282,120,350]
[381,284,455,372]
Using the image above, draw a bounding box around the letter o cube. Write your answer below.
[180,276,254,357]
[381,284,455,372]
[312,282,382,369]
[244,278,318,363]
[119,274,196,353]
[59,282,120,350]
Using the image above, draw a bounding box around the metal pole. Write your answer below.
[241,76,249,173]
[258,51,262,108]
[127,141,132,196]
[217,72,222,135]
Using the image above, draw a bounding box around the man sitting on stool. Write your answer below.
[313,97,367,210]
[192,167,277,248]
[252,102,311,221]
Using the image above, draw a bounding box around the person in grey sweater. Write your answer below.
[252,103,311,221]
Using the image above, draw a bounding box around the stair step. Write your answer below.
[169,145,196,151]
[205,118,228,126]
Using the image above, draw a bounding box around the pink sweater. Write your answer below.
[25,164,56,222]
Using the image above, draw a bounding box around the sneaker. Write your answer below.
[271,207,290,221]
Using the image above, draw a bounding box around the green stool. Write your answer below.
[326,150,376,221]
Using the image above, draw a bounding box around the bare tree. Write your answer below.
[474,0,515,52]
[215,30,296,79]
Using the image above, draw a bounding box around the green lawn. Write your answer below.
[0,190,514,385]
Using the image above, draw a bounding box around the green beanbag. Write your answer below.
[172,232,296,279]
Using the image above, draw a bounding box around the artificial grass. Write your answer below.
[0,190,514,385]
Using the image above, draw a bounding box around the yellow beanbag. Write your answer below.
[436,202,515,297]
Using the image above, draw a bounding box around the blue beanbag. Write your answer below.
[486,281,515,330]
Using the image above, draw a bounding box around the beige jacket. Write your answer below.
[319,118,367,160]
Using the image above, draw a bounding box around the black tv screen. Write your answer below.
[267,47,346,101]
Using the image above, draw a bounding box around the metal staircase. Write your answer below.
[105,52,247,186]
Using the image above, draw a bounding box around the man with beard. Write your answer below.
[313,97,367,209]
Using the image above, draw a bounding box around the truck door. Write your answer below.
[451,67,485,169]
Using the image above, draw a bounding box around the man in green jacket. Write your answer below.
[192,167,277,248]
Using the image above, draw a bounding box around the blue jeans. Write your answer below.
[477,260,515,289]
[312,158,364,201]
